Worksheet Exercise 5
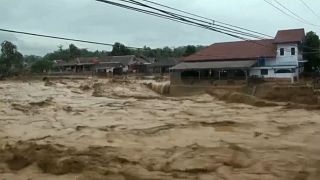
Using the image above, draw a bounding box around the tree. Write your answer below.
[69,44,81,59]
[303,31,320,72]
[24,55,42,64]
[183,45,196,57]
[0,41,23,76]
[110,42,132,56]
[31,60,53,73]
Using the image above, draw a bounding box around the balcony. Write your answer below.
[272,61,298,66]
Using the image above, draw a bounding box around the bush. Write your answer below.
[31,60,53,73]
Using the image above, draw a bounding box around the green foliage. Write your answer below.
[24,55,42,64]
[80,49,108,58]
[133,45,204,58]
[69,44,81,59]
[43,48,70,62]
[303,31,320,72]
[183,45,196,57]
[110,42,132,56]
[0,41,24,76]
[43,44,109,62]
[31,60,53,73]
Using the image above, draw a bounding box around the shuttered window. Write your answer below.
[291,47,296,55]
[280,48,285,56]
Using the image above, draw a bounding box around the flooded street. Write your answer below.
[0,79,320,180]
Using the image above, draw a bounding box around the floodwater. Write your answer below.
[0,79,320,180]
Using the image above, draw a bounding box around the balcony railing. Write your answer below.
[273,61,298,66]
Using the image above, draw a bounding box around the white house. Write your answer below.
[170,29,306,83]
[250,29,305,80]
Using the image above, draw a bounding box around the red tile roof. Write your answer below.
[183,39,276,62]
[274,28,305,43]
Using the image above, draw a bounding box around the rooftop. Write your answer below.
[274,28,305,43]
[183,39,276,62]
[182,28,305,62]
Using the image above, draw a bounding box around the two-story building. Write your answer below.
[250,29,305,79]
[170,29,305,84]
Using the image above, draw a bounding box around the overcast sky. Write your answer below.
[0,0,319,56]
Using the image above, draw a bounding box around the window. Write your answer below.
[261,69,268,75]
[280,48,285,56]
[258,58,265,66]
[291,47,296,55]
[275,69,292,74]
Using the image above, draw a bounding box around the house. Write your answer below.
[149,57,178,74]
[54,57,98,73]
[94,62,124,76]
[53,55,151,75]
[98,55,150,74]
[170,28,305,84]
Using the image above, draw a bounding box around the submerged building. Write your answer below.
[170,28,306,84]
[53,55,150,75]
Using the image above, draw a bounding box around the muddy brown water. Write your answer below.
[0,79,320,180]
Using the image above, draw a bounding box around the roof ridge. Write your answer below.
[212,39,274,45]
[277,28,305,32]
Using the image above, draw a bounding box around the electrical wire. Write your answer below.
[299,0,320,20]
[272,0,318,26]
[97,0,318,56]
[263,0,320,27]
[123,0,269,39]
[97,0,267,40]
[0,28,140,49]
[138,0,274,38]
[96,0,289,52]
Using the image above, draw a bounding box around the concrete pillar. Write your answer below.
[245,70,248,81]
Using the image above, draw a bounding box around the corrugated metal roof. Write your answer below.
[170,60,257,70]
[99,55,135,66]
[152,57,178,67]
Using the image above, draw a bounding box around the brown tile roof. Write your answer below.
[183,39,276,62]
[275,28,305,43]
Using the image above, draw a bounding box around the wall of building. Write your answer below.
[265,43,299,67]
[250,67,299,79]
[170,71,182,84]
[250,42,301,79]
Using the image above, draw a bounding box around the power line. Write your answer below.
[263,0,308,24]
[138,0,274,38]
[124,0,267,39]
[263,0,319,27]
[0,28,140,50]
[123,0,315,53]
[99,0,268,40]
[96,0,268,41]
[97,0,291,52]
[99,0,287,59]
[97,0,318,55]
[299,0,320,20]
[272,0,318,26]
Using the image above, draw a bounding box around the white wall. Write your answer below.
[265,43,299,66]
[250,67,298,79]
[123,66,129,72]
[250,68,276,78]
[277,43,299,65]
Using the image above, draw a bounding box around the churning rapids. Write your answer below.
[0,78,320,180]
